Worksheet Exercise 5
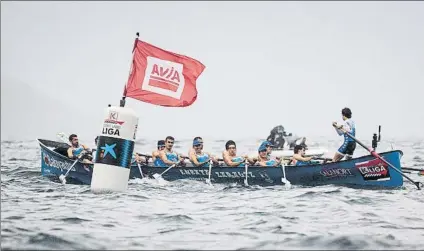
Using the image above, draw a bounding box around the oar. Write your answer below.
[59,151,85,184]
[280,161,292,189]
[205,159,213,185]
[334,125,423,190]
[403,167,424,172]
[244,159,249,186]
[316,157,333,161]
[403,170,424,175]
[152,160,183,181]
[57,132,69,145]
[137,162,145,179]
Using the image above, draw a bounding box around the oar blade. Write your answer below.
[281,178,292,189]
[205,178,212,186]
[59,174,67,184]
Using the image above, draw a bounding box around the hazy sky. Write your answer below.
[2,1,424,142]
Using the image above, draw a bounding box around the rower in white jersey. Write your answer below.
[332,107,357,162]
[155,136,184,167]
[188,137,219,167]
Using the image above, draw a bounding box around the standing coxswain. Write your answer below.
[332,107,356,162]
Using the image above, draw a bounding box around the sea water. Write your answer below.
[1,137,424,250]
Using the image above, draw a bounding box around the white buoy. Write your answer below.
[91,106,139,193]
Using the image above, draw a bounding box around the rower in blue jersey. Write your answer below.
[66,134,91,162]
[257,141,282,167]
[188,137,219,167]
[291,145,320,166]
[332,107,357,162]
[222,140,255,167]
[152,140,166,166]
[155,136,184,167]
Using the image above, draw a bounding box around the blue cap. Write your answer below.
[193,139,203,146]
[258,141,273,152]
[157,140,165,147]
[258,143,267,152]
[263,141,274,147]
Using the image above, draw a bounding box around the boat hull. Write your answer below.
[38,139,404,189]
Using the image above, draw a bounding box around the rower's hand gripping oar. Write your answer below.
[333,124,423,190]
[59,150,86,184]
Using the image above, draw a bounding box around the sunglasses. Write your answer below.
[194,144,203,147]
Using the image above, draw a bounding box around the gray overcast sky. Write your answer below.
[2,1,424,142]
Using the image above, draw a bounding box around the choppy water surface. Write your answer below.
[2,138,424,250]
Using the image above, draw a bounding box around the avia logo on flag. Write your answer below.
[142,57,185,99]
[124,39,205,107]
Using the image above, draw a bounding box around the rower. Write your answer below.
[332,107,356,162]
[291,145,319,166]
[222,140,255,167]
[155,136,184,167]
[257,142,282,167]
[188,136,202,157]
[152,140,166,166]
[67,134,91,163]
[189,137,219,167]
[262,140,283,160]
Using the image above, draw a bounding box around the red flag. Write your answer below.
[124,39,206,107]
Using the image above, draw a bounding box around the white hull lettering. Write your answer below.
[179,169,255,178]
[44,154,75,172]
[320,168,353,177]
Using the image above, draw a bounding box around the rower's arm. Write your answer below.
[189,151,202,166]
[223,151,243,167]
[293,154,313,162]
[159,151,177,165]
[273,158,283,167]
[247,156,257,165]
[67,148,73,159]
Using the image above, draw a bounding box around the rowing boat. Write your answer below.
[38,138,405,189]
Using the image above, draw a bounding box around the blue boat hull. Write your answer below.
[38,139,404,189]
